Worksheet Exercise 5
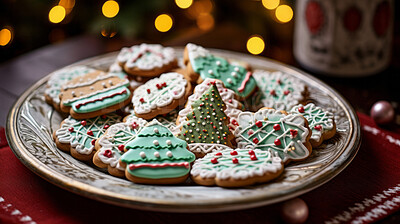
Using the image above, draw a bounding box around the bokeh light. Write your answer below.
[247,35,265,55]
[155,14,173,32]
[102,0,120,18]
[175,0,193,9]
[58,0,75,14]
[49,5,66,24]
[196,13,214,31]
[275,5,293,23]
[262,0,280,10]
[0,28,12,46]
[186,0,213,19]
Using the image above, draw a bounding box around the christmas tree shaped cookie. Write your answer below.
[53,113,121,161]
[184,43,257,98]
[253,70,307,111]
[93,116,148,177]
[120,120,196,184]
[290,103,336,147]
[178,83,235,158]
[191,148,284,187]
[234,108,312,163]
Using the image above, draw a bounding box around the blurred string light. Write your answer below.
[246,35,265,55]
[102,0,120,18]
[58,0,75,15]
[155,14,173,32]
[49,5,66,24]
[262,0,280,10]
[197,13,214,31]
[184,0,214,31]
[175,0,193,9]
[275,5,293,23]
[0,27,13,47]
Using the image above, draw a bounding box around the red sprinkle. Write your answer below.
[104,124,110,129]
[250,155,257,160]
[274,139,281,146]
[87,130,94,136]
[270,90,276,96]
[253,137,259,144]
[81,120,87,126]
[68,127,74,132]
[101,115,107,119]
[147,89,151,94]
[156,84,161,89]
[118,144,125,152]
[162,82,167,87]
[215,152,222,156]
[247,129,254,136]
[230,150,238,156]
[284,90,290,95]
[91,139,96,145]
[255,121,263,128]
[273,124,281,131]
[140,98,145,103]
[211,158,218,164]
[314,125,322,131]
[103,149,112,158]
[248,150,255,155]
[298,107,305,113]
[232,120,238,126]
[132,122,138,129]
[276,79,281,84]
[232,158,239,164]
[290,129,298,138]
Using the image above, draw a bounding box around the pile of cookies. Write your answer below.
[47,43,336,187]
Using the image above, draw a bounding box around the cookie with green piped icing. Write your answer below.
[191,147,284,187]
[234,108,312,164]
[119,120,196,184]
[290,103,336,147]
[53,113,122,161]
[59,70,132,119]
[184,43,257,98]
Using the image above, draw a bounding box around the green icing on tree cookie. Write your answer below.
[178,84,233,147]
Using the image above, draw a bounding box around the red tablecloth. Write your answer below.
[1,112,400,224]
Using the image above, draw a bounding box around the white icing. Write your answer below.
[188,143,231,156]
[186,43,211,65]
[61,72,122,91]
[132,72,187,115]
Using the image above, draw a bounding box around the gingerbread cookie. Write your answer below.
[177,83,235,158]
[184,43,257,98]
[290,103,336,147]
[59,70,132,119]
[191,147,284,187]
[234,108,312,163]
[53,113,121,161]
[252,70,307,111]
[119,120,196,184]
[177,78,242,132]
[45,65,96,111]
[131,72,191,120]
[117,43,178,77]
[93,116,147,177]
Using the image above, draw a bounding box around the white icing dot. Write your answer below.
[71,91,76,96]
[216,61,221,66]
[154,128,159,133]
[219,122,222,125]
[217,140,220,143]
[189,130,193,133]
[216,131,220,134]
[208,69,213,74]
[186,137,189,141]
[227,78,233,84]
[166,151,173,157]
[154,151,160,158]
[220,127,223,130]
[212,112,216,115]
[140,151,146,158]
[108,80,113,85]
[231,72,237,77]
[153,140,159,146]
[211,98,214,101]
[202,122,206,125]
[80,92,84,96]
[90,86,94,90]
[234,67,239,72]
[207,115,210,118]
[198,107,201,110]
[102,82,107,88]
[191,123,195,127]
[166,140,172,145]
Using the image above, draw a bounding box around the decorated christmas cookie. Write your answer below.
[117,43,178,77]
[93,116,147,177]
[290,103,336,147]
[177,83,235,158]
[119,120,196,184]
[177,78,242,132]
[53,113,121,161]
[131,72,191,120]
[253,70,307,111]
[59,70,132,119]
[234,108,312,163]
[45,66,96,111]
[191,147,284,187]
[184,43,257,98]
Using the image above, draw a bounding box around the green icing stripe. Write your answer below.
[127,160,191,179]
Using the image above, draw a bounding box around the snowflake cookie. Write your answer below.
[184,43,257,98]
[234,108,312,163]
[191,147,283,187]
[93,116,147,177]
[290,103,336,147]
[120,120,196,184]
[53,113,121,161]
[131,72,191,120]
[253,70,307,111]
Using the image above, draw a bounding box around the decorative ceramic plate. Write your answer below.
[6,48,361,212]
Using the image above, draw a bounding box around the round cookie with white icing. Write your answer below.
[131,72,191,120]
[234,108,312,164]
[290,103,336,147]
[177,78,243,132]
[53,113,121,161]
[93,116,147,177]
[191,147,284,187]
[59,70,132,119]
[45,65,96,111]
[184,43,257,99]
[117,43,178,77]
[119,120,196,184]
[252,70,307,111]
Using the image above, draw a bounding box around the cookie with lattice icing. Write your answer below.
[184,43,257,98]
[93,116,147,177]
[290,103,336,147]
[45,66,96,111]
[53,113,121,161]
[131,72,191,120]
[252,70,307,111]
[191,147,284,187]
[234,108,312,164]
[117,43,178,77]
[59,70,132,119]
